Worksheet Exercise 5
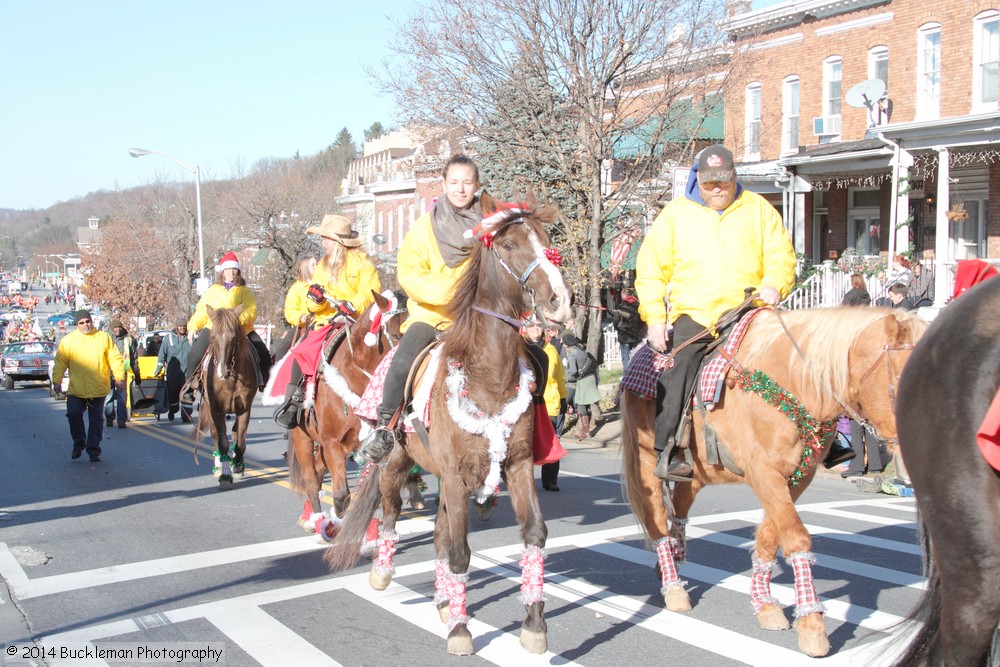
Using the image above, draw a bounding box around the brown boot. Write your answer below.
[576,415,591,439]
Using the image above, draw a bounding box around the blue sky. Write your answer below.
[0,2,410,210]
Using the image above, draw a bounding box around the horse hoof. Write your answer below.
[369,568,392,591]
[519,629,547,654]
[447,625,474,656]
[664,584,692,612]
[795,613,830,657]
[756,604,790,631]
[218,477,233,491]
[408,493,426,511]
[474,500,494,522]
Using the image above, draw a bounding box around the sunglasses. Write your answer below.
[77,320,92,325]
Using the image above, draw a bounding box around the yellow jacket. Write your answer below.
[397,211,473,332]
[542,341,567,417]
[284,280,311,327]
[306,251,381,328]
[187,284,257,334]
[635,188,796,329]
[52,329,126,399]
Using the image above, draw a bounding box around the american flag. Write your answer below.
[609,228,640,278]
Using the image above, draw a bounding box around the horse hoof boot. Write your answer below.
[446,625,474,656]
[368,568,392,591]
[756,603,790,631]
[519,628,547,654]
[664,584,692,611]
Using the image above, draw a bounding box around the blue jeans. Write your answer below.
[620,342,633,370]
[114,385,128,424]
[67,395,105,455]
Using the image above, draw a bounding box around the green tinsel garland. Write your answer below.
[733,369,837,486]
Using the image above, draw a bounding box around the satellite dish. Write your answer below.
[845,79,887,109]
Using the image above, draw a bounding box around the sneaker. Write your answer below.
[167,410,175,421]
[89,454,101,462]
[71,448,83,459]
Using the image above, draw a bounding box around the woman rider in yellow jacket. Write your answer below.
[359,153,486,463]
[271,256,317,364]
[273,214,380,428]
[185,251,272,390]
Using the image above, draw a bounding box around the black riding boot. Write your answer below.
[359,407,398,464]
[653,436,693,481]
[273,383,305,429]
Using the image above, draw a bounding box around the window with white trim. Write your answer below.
[819,57,842,143]
[781,76,799,154]
[868,46,888,89]
[745,83,761,159]
[974,11,999,112]
[917,23,941,119]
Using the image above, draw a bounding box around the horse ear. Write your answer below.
[206,305,215,316]
[373,290,389,311]
[480,191,496,216]
[233,303,244,317]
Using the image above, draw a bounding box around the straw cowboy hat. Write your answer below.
[307,214,362,247]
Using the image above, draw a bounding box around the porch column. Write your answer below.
[890,149,913,262]
[933,147,951,308]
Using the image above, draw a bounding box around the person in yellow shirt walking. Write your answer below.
[185,252,271,392]
[273,215,380,429]
[635,144,853,480]
[52,310,126,462]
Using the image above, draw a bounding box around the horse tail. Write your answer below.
[285,438,305,493]
[324,464,382,571]
[893,522,941,665]
[620,389,654,542]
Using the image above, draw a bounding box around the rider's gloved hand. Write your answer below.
[306,284,326,304]
[335,301,355,317]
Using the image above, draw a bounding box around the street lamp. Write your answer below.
[128,147,207,292]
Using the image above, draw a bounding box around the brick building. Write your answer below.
[721,0,999,304]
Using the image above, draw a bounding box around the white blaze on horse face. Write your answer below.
[529,231,572,323]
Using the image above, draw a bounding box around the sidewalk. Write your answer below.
[0,565,33,649]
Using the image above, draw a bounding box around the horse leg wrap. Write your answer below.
[299,500,314,524]
[372,528,399,575]
[433,559,450,607]
[786,551,825,618]
[444,570,470,630]
[232,459,245,475]
[518,544,546,605]
[310,512,342,542]
[212,451,231,479]
[669,517,689,564]
[655,536,687,592]
[750,551,780,614]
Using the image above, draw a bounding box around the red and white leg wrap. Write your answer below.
[433,559,450,607]
[311,512,343,543]
[749,551,779,614]
[518,544,546,605]
[360,518,379,556]
[668,517,688,564]
[298,500,314,525]
[787,551,825,618]
[655,536,686,592]
[372,528,399,575]
[444,570,470,630]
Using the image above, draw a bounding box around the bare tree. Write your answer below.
[371,0,744,352]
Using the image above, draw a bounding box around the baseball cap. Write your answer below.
[697,145,736,183]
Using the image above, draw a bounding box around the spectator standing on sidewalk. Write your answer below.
[108,319,141,428]
[611,288,644,369]
[524,318,567,491]
[562,334,602,439]
[52,310,125,462]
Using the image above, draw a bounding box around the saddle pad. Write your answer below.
[619,342,670,400]
[698,308,765,408]
[355,348,434,436]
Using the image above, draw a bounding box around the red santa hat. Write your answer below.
[363,291,399,347]
[215,251,241,272]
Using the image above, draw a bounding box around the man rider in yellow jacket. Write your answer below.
[635,144,854,480]
[52,309,126,462]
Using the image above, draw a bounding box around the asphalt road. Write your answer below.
[0,289,927,666]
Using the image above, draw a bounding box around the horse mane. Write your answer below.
[207,307,249,358]
[441,192,555,364]
[737,307,928,416]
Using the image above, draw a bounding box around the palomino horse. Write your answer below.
[194,305,257,490]
[620,306,926,657]
[325,197,572,656]
[894,278,1000,666]
[285,291,409,536]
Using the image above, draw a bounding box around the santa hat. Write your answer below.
[364,291,399,347]
[215,251,241,272]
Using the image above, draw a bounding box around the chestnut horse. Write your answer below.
[324,198,571,656]
[894,278,1000,666]
[285,291,409,536]
[194,304,257,491]
[620,306,926,657]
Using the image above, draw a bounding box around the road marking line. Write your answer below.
[801,507,915,527]
[207,604,341,667]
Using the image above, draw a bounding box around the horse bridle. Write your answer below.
[488,219,547,318]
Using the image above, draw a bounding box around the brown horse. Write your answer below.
[324,198,572,656]
[620,306,926,657]
[194,304,257,490]
[894,277,1000,666]
[285,291,409,536]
